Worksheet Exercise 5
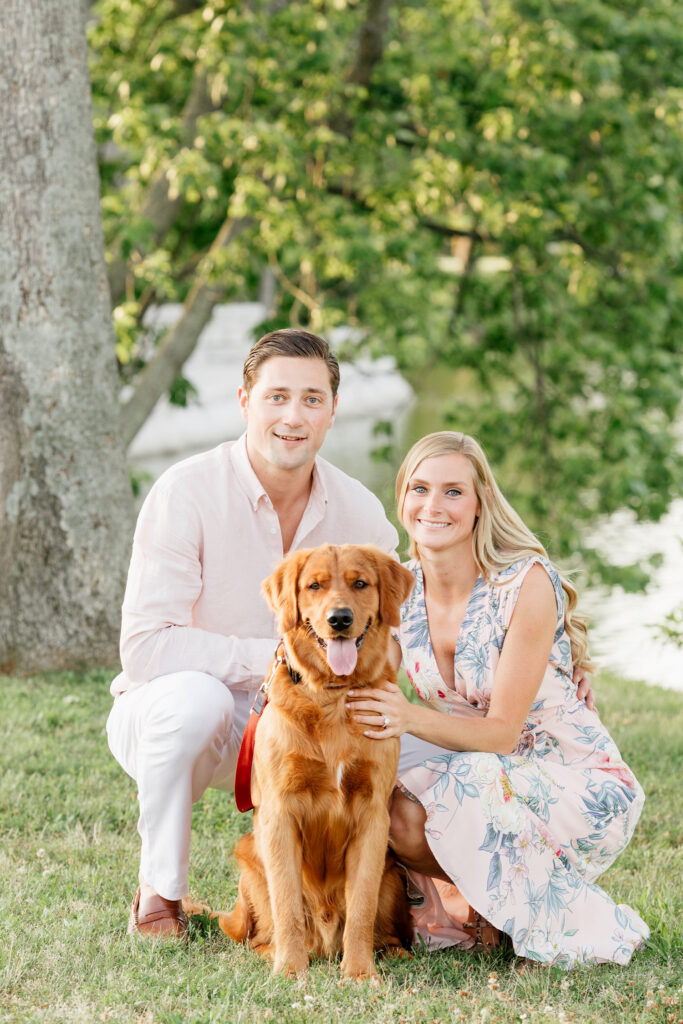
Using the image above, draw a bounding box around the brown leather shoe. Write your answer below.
[127,887,188,938]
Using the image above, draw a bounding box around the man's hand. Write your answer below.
[573,666,597,712]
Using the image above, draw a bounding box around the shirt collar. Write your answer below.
[230,432,329,512]
[230,433,268,510]
[309,455,328,508]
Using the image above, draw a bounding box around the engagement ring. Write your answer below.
[383,715,390,728]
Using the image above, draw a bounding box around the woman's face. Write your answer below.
[402,453,481,555]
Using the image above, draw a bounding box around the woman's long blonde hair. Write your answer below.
[395,431,593,673]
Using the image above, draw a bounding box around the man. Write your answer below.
[107,328,399,937]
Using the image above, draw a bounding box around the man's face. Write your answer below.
[239,356,338,473]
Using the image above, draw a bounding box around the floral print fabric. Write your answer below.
[397,556,649,967]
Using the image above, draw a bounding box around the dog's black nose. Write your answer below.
[326,606,354,632]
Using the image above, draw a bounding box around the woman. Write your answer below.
[348,432,649,967]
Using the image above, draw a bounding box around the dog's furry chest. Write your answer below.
[252,688,398,831]
[256,708,391,801]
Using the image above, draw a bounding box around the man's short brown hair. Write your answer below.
[242,329,340,397]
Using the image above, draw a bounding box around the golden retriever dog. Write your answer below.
[221,544,415,980]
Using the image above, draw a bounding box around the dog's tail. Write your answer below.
[181,888,252,942]
[217,890,251,942]
[219,832,264,943]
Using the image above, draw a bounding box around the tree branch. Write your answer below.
[331,0,394,135]
[119,216,251,447]
[420,217,487,243]
[447,234,477,335]
[267,253,320,320]
[347,0,393,87]
[108,70,221,305]
[167,0,204,15]
[324,183,487,244]
[554,227,623,277]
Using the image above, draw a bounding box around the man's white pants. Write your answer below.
[106,671,449,901]
[106,672,256,900]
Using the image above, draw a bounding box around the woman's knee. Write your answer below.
[389,789,428,860]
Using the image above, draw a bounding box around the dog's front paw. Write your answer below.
[272,951,309,977]
[380,944,412,960]
[340,956,379,983]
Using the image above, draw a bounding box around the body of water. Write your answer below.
[582,500,683,691]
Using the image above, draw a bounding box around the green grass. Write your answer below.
[0,670,681,1024]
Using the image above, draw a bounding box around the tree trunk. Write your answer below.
[0,0,135,674]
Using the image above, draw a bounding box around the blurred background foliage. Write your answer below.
[88,0,682,575]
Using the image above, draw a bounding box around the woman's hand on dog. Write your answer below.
[347,682,413,739]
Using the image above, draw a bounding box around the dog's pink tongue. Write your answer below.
[326,638,358,677]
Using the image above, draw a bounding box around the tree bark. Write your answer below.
[0,0,135,674]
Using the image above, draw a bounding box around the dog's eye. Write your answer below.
[353,580,368,589]
[308,582,321,590]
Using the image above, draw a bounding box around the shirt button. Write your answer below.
[270,527,277,534]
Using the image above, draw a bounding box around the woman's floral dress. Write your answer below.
[397,555,649,967]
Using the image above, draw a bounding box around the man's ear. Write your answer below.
[262,550,310,634]
[329,393,338,428]
[373,550,415,627]
[238,386,249,424]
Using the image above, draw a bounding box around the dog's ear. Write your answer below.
[262,550,310,634]
[374,551,415,627]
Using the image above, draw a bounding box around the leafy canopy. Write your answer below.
[88,0,682,567]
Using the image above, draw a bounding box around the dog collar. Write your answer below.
[307,618,372,654]
[274,638,301,685]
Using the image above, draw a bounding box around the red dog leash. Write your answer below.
[234,684,269,812]
[234,641,299,812]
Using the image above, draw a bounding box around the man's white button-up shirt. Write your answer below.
[112,434,398,695]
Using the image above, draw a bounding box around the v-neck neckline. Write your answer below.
[415,562,485,689]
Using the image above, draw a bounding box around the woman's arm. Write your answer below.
[350,564,557,755]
